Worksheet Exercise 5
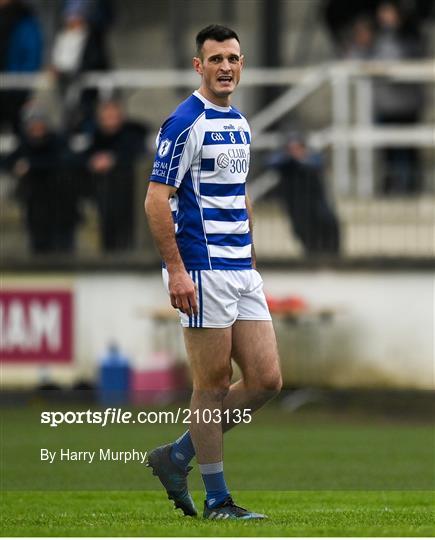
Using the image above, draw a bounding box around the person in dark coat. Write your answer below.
[3,106,83,253]
[50,0,114,132]
[268,134,340,256]
[86,99,148,252]
[372,1,425,194]
[0,0,43,133]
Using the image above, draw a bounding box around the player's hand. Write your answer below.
[168,270,198,317]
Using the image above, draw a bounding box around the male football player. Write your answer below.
[145,24,282,520]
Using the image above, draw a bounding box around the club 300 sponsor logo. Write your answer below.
[217,153,230,168]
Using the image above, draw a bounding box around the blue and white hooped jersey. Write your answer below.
[149,90,252,271]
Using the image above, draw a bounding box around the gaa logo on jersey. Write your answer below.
[217,153,230,168]
[238,127,247,145]
[158,138,172,158]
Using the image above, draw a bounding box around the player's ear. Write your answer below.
[193,57,203,75]
[240,54,245,70]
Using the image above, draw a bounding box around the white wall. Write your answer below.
[1,270,433,390]
[264,271,434,389]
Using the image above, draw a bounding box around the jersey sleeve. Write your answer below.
[149,115,200,188]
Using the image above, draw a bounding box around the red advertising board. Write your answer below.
[0,290,73,363]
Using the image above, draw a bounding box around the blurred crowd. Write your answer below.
[2,98,148,254]
[341,1,427,195]
[0,0,432,257]
[0,0,149,255]
[264,2,429,256]
[0,0,113,133]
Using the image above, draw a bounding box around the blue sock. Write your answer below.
[170,431,195,470]
[199,462,230,508]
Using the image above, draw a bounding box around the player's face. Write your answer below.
[193,38,244,105]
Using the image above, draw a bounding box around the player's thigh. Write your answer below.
[231,320,281,389]
[183,327,233,389]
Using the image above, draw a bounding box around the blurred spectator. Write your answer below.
[372,1,425,194]
[343,16,374,59]
[2,105,83,253]
[0,0,43,133]
[85,99,148,252]
[50,0,113,132]
[73,0,113,65]
[268,133,340,256]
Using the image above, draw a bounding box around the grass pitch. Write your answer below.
[1,402,434,536]
[2,490,434,536]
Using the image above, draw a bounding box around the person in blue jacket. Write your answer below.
[0,0,43,133]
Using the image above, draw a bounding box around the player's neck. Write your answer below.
[197,87,231,108]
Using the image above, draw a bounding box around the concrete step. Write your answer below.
[254,197,435,258]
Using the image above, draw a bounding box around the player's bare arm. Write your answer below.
[246,193,257,269]
[146,25,273,521]
[144,183,198,317]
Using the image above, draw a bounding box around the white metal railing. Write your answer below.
[1,61,433,88]
[248,66,330,135]
[1,61,434,198]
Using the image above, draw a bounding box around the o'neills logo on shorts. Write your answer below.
[217,153,230,168]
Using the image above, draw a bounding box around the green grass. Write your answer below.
[1,490,434,536]
[2,406,433,490]
[1,403,434,535]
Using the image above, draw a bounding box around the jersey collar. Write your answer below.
[193,90,232,113]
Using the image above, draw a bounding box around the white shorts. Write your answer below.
[162,268,272,328]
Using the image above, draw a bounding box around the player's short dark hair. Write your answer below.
[196,24,240,56]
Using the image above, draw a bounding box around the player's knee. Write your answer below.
[194,369,231,401]
[260,371,282,395]
[211,372,231,400]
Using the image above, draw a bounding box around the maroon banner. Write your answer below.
[0,290,73,363]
